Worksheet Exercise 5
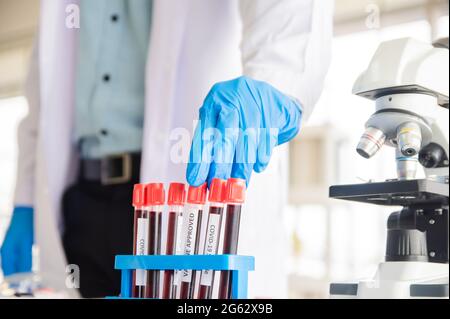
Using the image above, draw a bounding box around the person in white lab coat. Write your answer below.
[0,0,332,298]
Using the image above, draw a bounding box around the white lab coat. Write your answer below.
[15,0,332,297]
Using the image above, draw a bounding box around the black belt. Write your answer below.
[80,152,141,185]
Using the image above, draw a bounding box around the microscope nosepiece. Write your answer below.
[356,127,386,159]
[396,122,422,157]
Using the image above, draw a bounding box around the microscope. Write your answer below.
[329,38,449,298]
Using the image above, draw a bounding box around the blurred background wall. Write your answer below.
[286,0,448,298]
[0,0,448,297]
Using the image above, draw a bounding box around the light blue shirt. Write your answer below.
[74,0,152,159]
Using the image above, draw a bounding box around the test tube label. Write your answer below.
[199,213,221,286]
[173,215,185,287]
[180,207,200,283]
[135,217,149,286]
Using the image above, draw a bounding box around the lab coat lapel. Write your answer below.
[141,0,189,182]
[39,0,79,229]
[36,0,79,295]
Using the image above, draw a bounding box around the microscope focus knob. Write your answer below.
[386,229,428,262]
[419,143,448,168]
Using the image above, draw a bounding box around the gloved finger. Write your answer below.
[16,242,32,274]
[1,244,18,276]
[254,127,278,173]
[277,99,302,145]
[206,106,240,186]
[186,98,220,187]
[230,128,258,186]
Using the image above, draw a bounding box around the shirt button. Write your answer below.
[100,129,108,136]
[111,14,119,22]
[103,74,110,82]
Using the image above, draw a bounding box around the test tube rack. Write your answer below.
[112,254,255,299]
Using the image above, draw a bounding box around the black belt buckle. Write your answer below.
[100,153,132,185]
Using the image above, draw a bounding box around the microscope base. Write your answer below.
[330,261,449,299]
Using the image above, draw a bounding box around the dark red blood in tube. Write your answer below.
[131,184,147,298]
[161,211,178,298]
[156,210,163,296]
[197,205,223,299]
[179,209,203,299]
[145,210,159,298]
[179,278,190,299]
[197,178,227,299]
[188,209,204,298]
[162,183,186,299]
[132,208,146,298]
[179,184,207,299]
[218,204,242,299]
[144,183,165,299]
[197,285,209,300]
[218,178,246,299]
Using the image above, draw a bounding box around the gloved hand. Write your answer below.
[187,76,302,186]
[1,206,34,276]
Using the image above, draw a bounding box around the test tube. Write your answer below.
[161,183,186,299]
[197,178,227,299]
[131,184,148,298]
[178,183,207,299]
[218,178,246,299]
[172,216,184,298]
[144,183,165,298]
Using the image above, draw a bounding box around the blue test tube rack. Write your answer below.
[113,254,255,299]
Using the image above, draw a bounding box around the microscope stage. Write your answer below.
[330,179,449,206]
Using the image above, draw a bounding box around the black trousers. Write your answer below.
[62,177,137,298]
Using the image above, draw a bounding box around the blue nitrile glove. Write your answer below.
[187,76,302,186]
[1,206,34,276]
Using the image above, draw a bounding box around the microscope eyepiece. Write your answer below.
[356,127,386,159]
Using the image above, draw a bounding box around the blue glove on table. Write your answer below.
[1,206,34,276]
[187,76,302,186]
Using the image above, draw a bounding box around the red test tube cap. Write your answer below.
[225,178,246,204]
[187,183,207,205]
[132,184,146,207]
[208,178,227,203]
[145,183,165,206]
[168,183,186,206]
